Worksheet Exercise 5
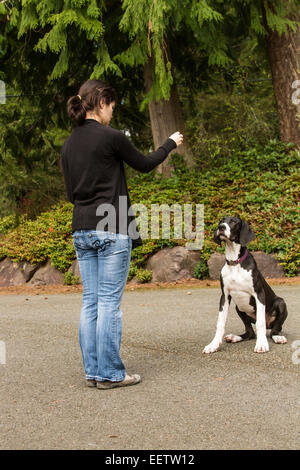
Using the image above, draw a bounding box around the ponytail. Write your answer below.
[67,94,86,126]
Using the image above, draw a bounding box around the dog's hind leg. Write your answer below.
[225,307,256,343]
[270,298,288,344]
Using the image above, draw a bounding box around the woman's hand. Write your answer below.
[169,131,183,147]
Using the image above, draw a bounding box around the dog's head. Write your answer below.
[213,217,256,246]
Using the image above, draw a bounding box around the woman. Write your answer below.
[61,79,183,389]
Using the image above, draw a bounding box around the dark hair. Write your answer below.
[67,79,117,126]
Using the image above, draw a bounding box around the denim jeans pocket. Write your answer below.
[94,231,131,257]
[72,230,131,258]
[72,233,88,250]
[92,231,118,255]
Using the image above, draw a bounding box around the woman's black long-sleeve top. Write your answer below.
[61,119,176,249]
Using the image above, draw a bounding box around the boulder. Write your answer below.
[28,260,64,285]
[68,259,82,282]
[18,261,42,282]
[253,251,285,278]
[208,251,285,280]
[146,246,202,282]
[0,258,27,287]
[208,253,225,281]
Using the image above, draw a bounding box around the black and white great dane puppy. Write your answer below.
[203,217,288,354]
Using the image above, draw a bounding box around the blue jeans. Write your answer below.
[72,229,132,382]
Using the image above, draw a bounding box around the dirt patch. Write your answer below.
[0,276,299,295]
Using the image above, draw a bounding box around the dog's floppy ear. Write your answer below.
[239,220,256,246]
[213,229,222,245]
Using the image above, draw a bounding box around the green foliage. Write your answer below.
[0,214,23,235]
[135,268,152,283]
[0,0,299,285]
[127,264,138,281]
[263,0,298,34]
[193,260,210,280]
[0,89,67,219]
[185,77,279,169]
[19,0,105,79]
[128,139,299,277]
[0,202,75,272]
[63,271,80,285]
[0,140,298,280]
[3,0,298,103]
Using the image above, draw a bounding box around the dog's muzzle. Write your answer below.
[218,223,230,239]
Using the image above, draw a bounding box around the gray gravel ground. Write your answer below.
[0,285,299,450]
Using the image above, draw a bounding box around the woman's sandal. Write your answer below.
[86,379,97,387]
[96,374,141,390]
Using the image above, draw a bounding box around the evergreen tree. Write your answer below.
[262,0,300,147]
[1,0,299,181]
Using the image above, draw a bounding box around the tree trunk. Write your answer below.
[263,3,300,147]
[144,58,194,177]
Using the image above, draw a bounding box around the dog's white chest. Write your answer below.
[222,264,255,315]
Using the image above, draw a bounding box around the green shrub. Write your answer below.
[135,269,152,283]
[0,201,75,271]
[193,260,209,280]
[0,214,26,235]
[0,140,298,278]
[185,89,279,170]
[127,264,138,281]
[63,271,80,285]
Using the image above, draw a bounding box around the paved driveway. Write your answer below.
[0,285,299,450]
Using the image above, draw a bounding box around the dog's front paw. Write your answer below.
[225,334,243,343]
[203,341,221,354]
[254,337,269,353]
[272,335,287,344]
